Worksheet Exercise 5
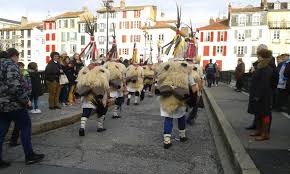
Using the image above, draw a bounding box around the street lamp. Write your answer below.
[103,0,113,54]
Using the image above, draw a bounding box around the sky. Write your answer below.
[0,0,262,28]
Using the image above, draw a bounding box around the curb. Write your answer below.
[31,111,81,135]
[204,88,260,174]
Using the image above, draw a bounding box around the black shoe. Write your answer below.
[97,128,106,132]
[134,103,139,105]
[49,107,55,110]
[0,160,11,169]
[127,99,130,105]
[180,137,188,142]
[163,143,172,149]
[25,152,45,165]
[54,106,61,109]
[112,116,121,119]
[9,142,20,147]
[79,128,85,136]
[245,125,256,130]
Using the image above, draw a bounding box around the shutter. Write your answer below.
[127,22,129,29]
[223,46,227,56]
[244,46,247,54]
[138,35,141,42]
[234,46,237,54]
[44,22,46,30]
[126,48,129,55]
[259,29,262,37]
[130,35,133,42]
[119,22,122,29]
[217,32,221,42]
[78,24,80,33]
[138,21,141,29]
[94,23,98,32]
[235,30,238,39]
[251,46,255,55]
[213,46,216,56]
[131,21,133,29]
[119,48,122,55]
[248,30,252,38]
[200,32,204,42]
[245,30,249,38]
[224,31,228,41]
[210,32,214,42]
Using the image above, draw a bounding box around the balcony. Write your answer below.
[268,21,290,29]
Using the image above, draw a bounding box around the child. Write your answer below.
[28,62,43,113]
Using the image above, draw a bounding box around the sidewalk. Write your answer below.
[6,93,82,137]
[207,84,290,174]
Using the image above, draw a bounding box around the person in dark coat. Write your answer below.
[234,58,245,92]
[59,56,72,106]
[282,54,290,115]
[27,62,43,113]
[247,49,273,141]
[45,52,61,109]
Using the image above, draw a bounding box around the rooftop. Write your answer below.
[197,19,229,31]
[231,6,264,13]
[0,22,43,31]
[44,11,86,21]
[97,5,156,13]
[0,17,21,25]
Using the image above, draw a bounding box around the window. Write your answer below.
[27,40,31,48]
[220,32,224,41]
[81,36,86,45]
[110,13,116,18]
[239,16,246,26]
[64,20,68,28]
[147,34,152,41]
[217,46,223,54]
[123,11,127,18]
[6,31,10,39]
[61,32,66,42]
[252,15,260,26]
[59,20,61,28]
[205,32,210,41]
[99,36,105,44]
[134,10,141,18]
[21,30,24,38]
[46,33,50,41]
[133,21,139,28]
[274,2,281,9]
[99,23,105,32]
[46,23,49,30]
[122,35,127,43]
[122,48,128,55]
[109,23,115,32]
[61,44,65,52]
[27,30,31,38]
[52,33,55,41]
[122,22,127,29]
[70,19,75,28]
[134,35,139,42]
[12,31,16,36]
[21,50,24,58]
[273,30,280,39]
[70,44,76,53]
[67,32,70,41]
[0,31,3,37]
[27,50,31,56]
[238,31,245,41]
[238,46,244,55]
[71,32,77,41]
[46,45,50,52]
[21,40,24,47]
[159,34,164,41]
[99,48,105,54]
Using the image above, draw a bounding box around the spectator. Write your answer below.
[0,48,44,168]
[28,62,43,113]
[234,58,245,92]
[282,54,290,115]
[205,59,216,88]
[59,56,70,106]
[247,48,273,141]
[73,53,84,76]
[67,60,77,105]
[45,52,61,110]
[214,62,220,87]
[0,51,8,59]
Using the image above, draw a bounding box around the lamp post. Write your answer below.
[103,0,113,54]
[143,29,148,62]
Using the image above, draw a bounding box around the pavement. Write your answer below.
[207,83,290,174]
[1,95,224,174]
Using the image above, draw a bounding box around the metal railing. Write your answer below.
[268,21,290,29]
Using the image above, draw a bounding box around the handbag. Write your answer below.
[59,74,69,85]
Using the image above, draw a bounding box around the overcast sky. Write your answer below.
[0,0,263,27]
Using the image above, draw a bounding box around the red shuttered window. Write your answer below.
[203,46,209,56]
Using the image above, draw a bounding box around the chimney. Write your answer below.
[209,17,215,25]
[120,0,125,9]
[261,0,268,10]
[228,3,232,20]
[82,6,89,12]
[21,16,28,26]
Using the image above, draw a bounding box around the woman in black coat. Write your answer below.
[248,49,273,141]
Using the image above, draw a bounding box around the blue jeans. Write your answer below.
[0,110,33,160]
[29,96,39,109]
[59,84,69,103]
[163,116,186,134]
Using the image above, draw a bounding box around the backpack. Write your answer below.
[206,63,216,74]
